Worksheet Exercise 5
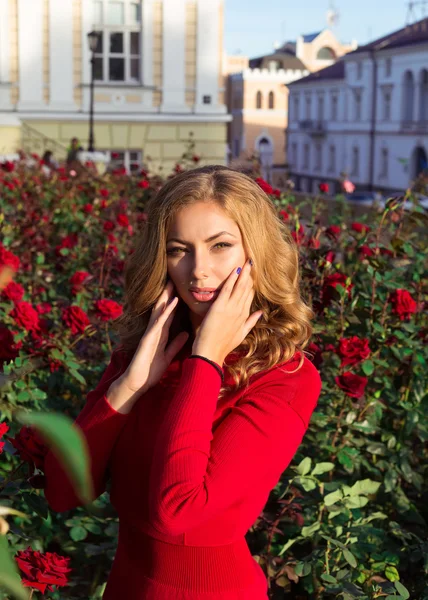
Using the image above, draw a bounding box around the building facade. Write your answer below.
[0,0,229,172]
[287,18,428,194]
[225,29,356,186]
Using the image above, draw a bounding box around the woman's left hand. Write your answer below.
[191,258,263,365]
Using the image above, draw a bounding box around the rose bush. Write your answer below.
[0,156,427,599]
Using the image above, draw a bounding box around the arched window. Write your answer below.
[419,69,428,122]
[317,47,336,60]
[268,91,275,109]
[256,91,263,109]
[402,70,415,122]
[256,136,274,182]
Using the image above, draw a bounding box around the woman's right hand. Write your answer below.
[119,280,189,397]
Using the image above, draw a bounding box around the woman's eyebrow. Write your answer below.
[166,231,237,244]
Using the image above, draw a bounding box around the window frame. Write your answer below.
[92,0,142,85]
[103,148,143,174]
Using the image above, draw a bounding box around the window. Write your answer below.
[354,89,362,121]
[293,95,300,121]
[314,142,322,171]
[291,142,298,167]
[317,95,325,121]
[256,91,263,109]
[268,60,281,71]
[93,0,141,83]
[402,70,415,122]
[317,47,336,60]
[331,94,338,121]
[105,149,142,174]
[203,95,212,104]
[383,89,392,120]
[380,147,388,178]
[303,143,310,169]
[268,91,275,109]
[328,145,336,173]
[419,69,428,122]
[385,58,392,77]
[351,147,360,176]
[357,62,363,80]
[305,94,312,119]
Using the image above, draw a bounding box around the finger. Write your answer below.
[150,281,174,323]
[153,296,178,326]
[233,259,253,303]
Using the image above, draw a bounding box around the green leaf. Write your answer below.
[394,581,410,598]
[349,479,381,496]
[385,565,400,582]
[294,476,317,492]
[343,548,357,568]
[70,525,88,541]
[324,489,343,506]
[362,360,374,376]
[0,535,30,600]
[278,537,298,556]
[311,462,335,476]
[301,522,320,537]
[16,411,94,506]
[16,391,31,402]
[321,573,337,584]
[70,368,86,385]
[295,456,312,476]
[343,495,369,509]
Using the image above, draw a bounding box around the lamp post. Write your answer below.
[87,31,99,152]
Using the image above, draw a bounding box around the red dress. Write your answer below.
[43,341,321,599]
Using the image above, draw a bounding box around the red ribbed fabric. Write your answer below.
[42,342,322,599]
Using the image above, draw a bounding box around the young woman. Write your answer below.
[43,165,322,599]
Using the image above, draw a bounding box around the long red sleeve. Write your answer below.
[148,355,321,537]
[43,349,130,513]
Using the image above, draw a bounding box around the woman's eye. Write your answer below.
[167,243,232,255]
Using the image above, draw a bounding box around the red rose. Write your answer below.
[192,155,200,163]
[359,245,374,257]
[9,426,49,470]
[323,251,336,266]
[0,244,20,271]
[15,547,72,594]
[279,209,289,221]
[2,281,25,303]
[255,177,273,195]
[0,421,9,455]
[351,222,370,234]
[272,188,281,198]
[338,336,371,367]
[100,198,108,209]
[1,160,15,172]
[99,188,109,198]
[10,301,41,332]
[307,342,323,368]
[83,203,93,214]
[322,273,353,305]
[380,247,393,257]
[69,271,91,287]
[62,305,91,335]
[335,372,368,398]
[306,237,320,249]
[34,302,52,315]
[389,289,417,321]
[94,298,123,321]
[116,213,129,227]
[325,225,341,241]
[319,182,329,193]
[137,179,150,189]
[103,220,115,232]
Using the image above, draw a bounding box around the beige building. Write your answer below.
[0,0,230,173]
[225,29,357,185]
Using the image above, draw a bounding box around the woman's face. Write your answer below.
[166,202,248,335]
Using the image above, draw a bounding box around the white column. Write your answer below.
[17,0,44,109]
[49,0,75,109]
[142,0,154,108]
[0,0,11,108]
[195,0,223,113]
[81,0,93,119]
[161,0,187,112]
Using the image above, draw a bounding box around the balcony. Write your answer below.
[400,120,428,133]
[299,119,328,136]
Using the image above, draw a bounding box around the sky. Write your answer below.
[224,0,419,57]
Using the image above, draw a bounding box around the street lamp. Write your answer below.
[87,30,99,152]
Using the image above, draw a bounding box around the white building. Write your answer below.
[287,18,428,194]
[0,0,229,172]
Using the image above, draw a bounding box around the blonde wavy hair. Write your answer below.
[113,165,314,400]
